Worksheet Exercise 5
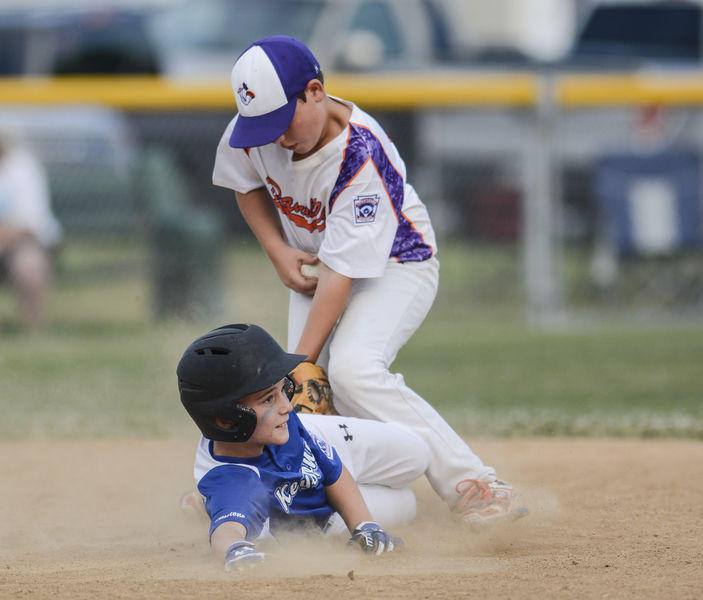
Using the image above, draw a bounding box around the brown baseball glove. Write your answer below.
[289,361,337,415]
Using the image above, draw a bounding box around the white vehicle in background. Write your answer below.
[147,0,455,79]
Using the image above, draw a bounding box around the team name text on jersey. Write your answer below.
[267,176,326,232]
[273,441,323,513]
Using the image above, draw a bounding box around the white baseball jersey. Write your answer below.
[213,97,436,278]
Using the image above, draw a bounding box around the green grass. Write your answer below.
[1,239,702,440]
[397,318,703,437]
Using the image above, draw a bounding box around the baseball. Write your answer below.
[301,263,320,278]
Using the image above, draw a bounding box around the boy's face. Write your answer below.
[273,80,326,158]
[238,378,293,447]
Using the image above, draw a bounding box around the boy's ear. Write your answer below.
[214,417,235,430]
[306,79,325,98]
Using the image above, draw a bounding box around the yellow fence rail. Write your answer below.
[0,72,537,110]
[555,73,703,107]
[3,71,703,110]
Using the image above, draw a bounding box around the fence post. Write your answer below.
[523,73,564,327]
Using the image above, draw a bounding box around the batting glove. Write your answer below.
[347,521,404,555]
[224,541,266,571]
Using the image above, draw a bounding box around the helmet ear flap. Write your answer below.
[215,404,258,442]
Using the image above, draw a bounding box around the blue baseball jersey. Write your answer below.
[194,411,343,540]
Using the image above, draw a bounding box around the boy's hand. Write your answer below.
[223,541,266,571]
[270,246,319,295]
[347,521,404,555]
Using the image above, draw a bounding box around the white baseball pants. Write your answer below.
[288,256,497,508]
[300,414,430,534]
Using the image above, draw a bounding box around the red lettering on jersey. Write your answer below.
[266,177,326,232]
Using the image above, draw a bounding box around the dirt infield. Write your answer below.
[2,438,701,599]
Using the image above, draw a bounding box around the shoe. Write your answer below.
[455,479,528,529]
[180,490,208,520]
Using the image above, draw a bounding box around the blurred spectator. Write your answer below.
[0,129,62,331]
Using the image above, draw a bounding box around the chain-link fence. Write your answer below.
[2,72,703,325]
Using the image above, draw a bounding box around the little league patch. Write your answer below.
[353,194,380,224]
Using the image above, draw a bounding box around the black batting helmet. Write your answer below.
[177,323,306,442]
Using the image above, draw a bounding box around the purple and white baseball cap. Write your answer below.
[229,36,321,148]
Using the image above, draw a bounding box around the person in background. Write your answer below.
[0,129,62,331]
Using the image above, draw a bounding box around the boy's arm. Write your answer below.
[235,188,318,295]
[294,261,352,362]
[235,188,352,361]
[324,464,374,530]
[325,465,403,555]
[211,520,266,571]
[198,466,269,570]
[211,521,247,561]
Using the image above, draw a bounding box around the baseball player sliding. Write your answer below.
[212,36,527,529]
[178,323,430,569]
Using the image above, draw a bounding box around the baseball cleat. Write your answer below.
[455,479,528,530]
